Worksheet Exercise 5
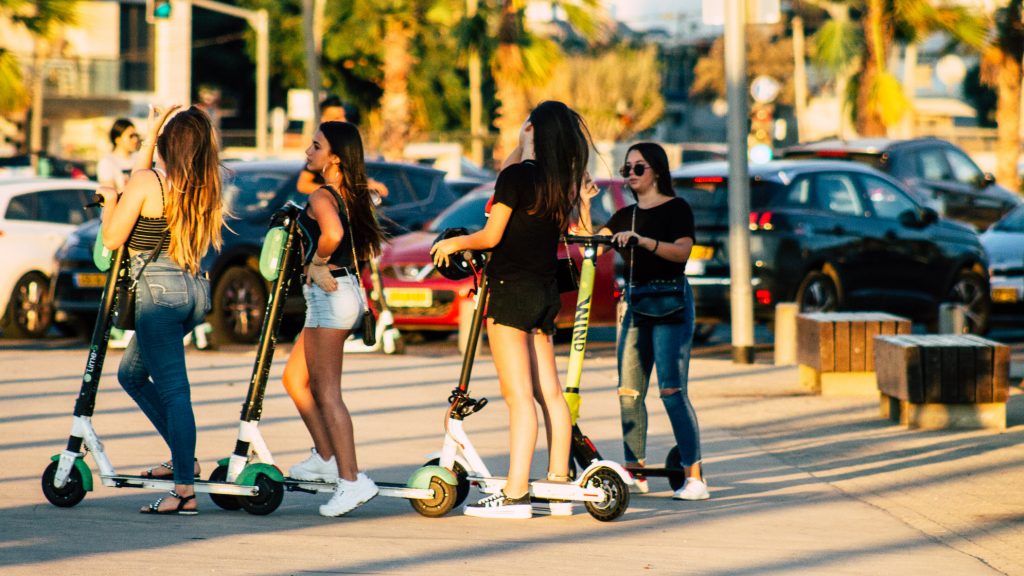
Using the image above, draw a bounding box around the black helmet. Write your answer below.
[432,228,485,280]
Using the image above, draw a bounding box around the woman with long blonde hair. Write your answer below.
[97,104,224,515]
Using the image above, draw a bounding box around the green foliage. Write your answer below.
[813,19,862,72]
[691,27,797,106]
[0,49,29,113]
[963,63,996,127]
[872,71,910,126]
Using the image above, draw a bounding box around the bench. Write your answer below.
[874,335,1010,430]
[797,312,912,396]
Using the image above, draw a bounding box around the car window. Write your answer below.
[672,178,778,210]
[915,148,954,181]
[858,174,917,220]
[814,173,864,216]
[994,206,1024,232]
[591,183,616,227]
[4,192,37,220]
[777,176,813,208]
[36,189,93,225]
[944,148,983,186]
[223,171,293,217]
[427,194,489,232]
[368,167,419,207]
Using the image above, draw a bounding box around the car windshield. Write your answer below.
[994,205,1024,232]
[427,193,489,233]
[222,170,293,217]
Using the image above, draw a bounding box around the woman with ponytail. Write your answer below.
[96,104,224,514]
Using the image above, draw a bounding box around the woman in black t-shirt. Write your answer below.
[431,101,592,519]
[595,142,709,501]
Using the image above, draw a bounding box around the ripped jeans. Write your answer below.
[617,280,702,467]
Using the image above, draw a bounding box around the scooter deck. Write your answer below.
[282,478,433,500]
[624,466,685,479]
[467,475,607,503]
[100,475,260,496]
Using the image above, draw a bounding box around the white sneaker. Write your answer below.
[629,472,649,494]
[319,473,379,517]
[464,491,532,519]
[673,478,710,501]
[288,448,338,482]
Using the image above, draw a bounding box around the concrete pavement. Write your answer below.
[0,338,1021,575]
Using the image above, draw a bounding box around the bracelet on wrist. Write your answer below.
[311,254,329,266]
[651,239,659,252]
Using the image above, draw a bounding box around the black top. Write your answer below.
[487,160,560,283]
[297,186,355,269]
[605,197,695,285]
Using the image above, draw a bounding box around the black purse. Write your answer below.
[624,207,686,319]
[328,185,377,346]
[114,231,167,331]
[556,257,579,293]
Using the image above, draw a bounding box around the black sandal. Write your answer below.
[140,490,198,515]
[141,458,200,479]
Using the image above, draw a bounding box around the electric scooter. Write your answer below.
[429,251,631,521]
[343,257,404,355]
[40,199,280,515]
[561,234,688,492]
[209,202,460,517]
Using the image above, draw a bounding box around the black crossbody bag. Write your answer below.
[625,206,687,319]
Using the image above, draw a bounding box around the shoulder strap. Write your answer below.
[151,169,166,211]
[320,185,363,284]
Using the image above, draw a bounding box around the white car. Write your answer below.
[0,178,100,338]
[981,204,1024,317]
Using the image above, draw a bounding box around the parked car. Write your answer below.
[674,160,992,333]
[981,204,1024,322]
[0,178,100,338]
[52,160,458,343]
[378,178,630,336]
[780,138,1022,231]
[0,154,92,180]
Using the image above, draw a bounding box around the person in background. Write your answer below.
[97,118,140,192]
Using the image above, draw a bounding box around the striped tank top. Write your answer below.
[126,170,170,252]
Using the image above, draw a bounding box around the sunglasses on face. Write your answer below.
[620,163,648,178]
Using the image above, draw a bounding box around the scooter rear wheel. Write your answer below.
[409,475,457,518]
[208,464,243,511]
[425,458,469,507]
[41,460,86,508]
[665,447,685,491]
[582,466,629,522]
[239,473,284,516]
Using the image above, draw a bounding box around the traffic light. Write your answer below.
[146,0,172,22]
[749,104,774,146]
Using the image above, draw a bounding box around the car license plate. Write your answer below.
[75,272,107,288]
[991,287,1018,303]
[383,287,433,308]
[690,245,714,260]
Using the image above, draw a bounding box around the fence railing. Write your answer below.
[20,57,152,98]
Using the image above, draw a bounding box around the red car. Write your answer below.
[378,179,631,336]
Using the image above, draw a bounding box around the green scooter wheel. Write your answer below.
[41,460,86,508]
[425,458,469,507]
[208,464,243,511]
[410,475,458,518]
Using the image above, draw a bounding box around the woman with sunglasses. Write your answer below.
[430,101,592,519]
[592,142,708,501]
[98,118,141,193]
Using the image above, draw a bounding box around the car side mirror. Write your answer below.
[921,207,938,225]
[981,172,996,187]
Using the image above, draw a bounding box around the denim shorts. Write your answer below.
[486,277,560,334]
[302,275,365,330]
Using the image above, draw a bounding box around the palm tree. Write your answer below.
[981,0,1024,190]
[0,0,78,115]
[806,0,985,136]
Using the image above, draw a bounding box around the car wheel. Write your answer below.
[946,270,990,335]
[796,270,840,313]
[2,272,52,338]
[211,266,267,344]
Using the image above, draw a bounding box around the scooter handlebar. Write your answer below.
[561,234,637,247]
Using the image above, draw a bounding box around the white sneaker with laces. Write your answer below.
[288,448,338,482]
[319,473,379,517]
[673,477,710,501]
[629,473,650,494]
[464,491,532,519]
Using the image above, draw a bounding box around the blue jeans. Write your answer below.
[118,254,210,485]
[617,279,702,467]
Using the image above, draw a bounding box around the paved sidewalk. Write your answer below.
[0,341,1021,575]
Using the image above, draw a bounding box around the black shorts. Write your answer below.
[486,277,560,335]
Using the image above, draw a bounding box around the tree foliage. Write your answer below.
[0,0,79,114]
[690,26,795,107]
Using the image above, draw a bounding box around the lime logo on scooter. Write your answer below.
[83,345,100,383]
[572,296,591,352]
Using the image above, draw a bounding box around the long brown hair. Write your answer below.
[319,121,385,260]
[527,100,593,232]
[156,106,224,273]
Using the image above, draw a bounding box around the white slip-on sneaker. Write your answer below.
[464,491,532,519]
[673,477,710,501]
[629,472,650,494]
[288,448,338,482]
[319,473,379,517]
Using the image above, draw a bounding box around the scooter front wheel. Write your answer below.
[239,473,284,516]
[582,467,629,522]
[425,458,469,507]
[409,476,457,518]
[208,464,243,511]
[41,460,86,508]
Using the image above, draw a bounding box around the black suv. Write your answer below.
[780,138,1022,231]
[52,159,457,343]
[675,160,992,333]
